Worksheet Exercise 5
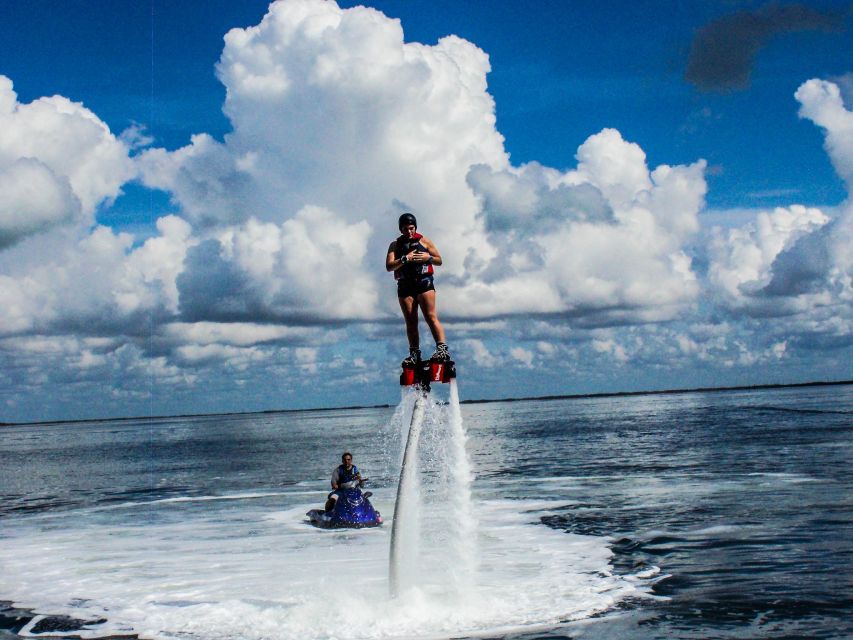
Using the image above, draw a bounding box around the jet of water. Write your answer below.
[389,382,479,597]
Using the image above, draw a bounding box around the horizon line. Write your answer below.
[2,378,851,428]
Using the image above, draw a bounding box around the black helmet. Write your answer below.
[398,212,417,230]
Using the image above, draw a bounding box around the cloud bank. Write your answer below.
[460,130,706,323]
[707,79,853,332]
[0,0,851,420]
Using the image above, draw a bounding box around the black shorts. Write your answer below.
[397,276,435,299]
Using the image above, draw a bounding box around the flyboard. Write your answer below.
[389,357,456,597]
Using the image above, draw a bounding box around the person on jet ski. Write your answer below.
[385,212,451,367]
[324,452,363,512]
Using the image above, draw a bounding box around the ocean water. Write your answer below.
[0,383,851,639]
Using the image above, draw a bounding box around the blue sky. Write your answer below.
[4,1,848,208]
[0,0,851,422]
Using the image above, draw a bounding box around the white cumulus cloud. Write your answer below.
[0,158,79,249]
[706,78,853,325]
[139,0,507,280]
[0,76,135,248]
[0,218,192,337]
[707,204,831,312]
[796,78,853,190]
[176,206,377,323]
[452,129,707,323]
[137,1,710,329]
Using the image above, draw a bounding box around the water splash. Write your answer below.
[445,380,479,592]
[389,383,479,597]
[389,391,426,596]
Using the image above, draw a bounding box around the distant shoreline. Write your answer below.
[2,378,851,427]
[460,379,853,405]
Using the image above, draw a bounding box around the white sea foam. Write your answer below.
[1,495,647,639]
[0,391,654,639]
[745,472,821,483]
[96,491,302,512]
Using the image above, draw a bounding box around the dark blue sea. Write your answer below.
[1,383,851,639]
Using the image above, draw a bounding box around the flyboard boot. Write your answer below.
[430,342,450,362]
[401,348,421,368]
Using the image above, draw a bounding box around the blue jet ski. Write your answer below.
[307,480,382,529]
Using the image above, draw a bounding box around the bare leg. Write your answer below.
[417,290,446,345]
[398,295,420,349]
[325,496,336,512]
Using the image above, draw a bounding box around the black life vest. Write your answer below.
[393,232,435,281]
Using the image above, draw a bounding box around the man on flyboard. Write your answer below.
[386,213,451,367]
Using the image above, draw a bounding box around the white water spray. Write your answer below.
[445,380,479,591]
[389,391,427,596]
[389,382,479,597]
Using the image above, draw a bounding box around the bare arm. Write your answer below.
[386,240,419,272]
[415,236,442,267]
[386,241,403,272]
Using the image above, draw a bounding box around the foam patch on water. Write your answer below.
[0,494,650,639]
[3,388,655,637]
